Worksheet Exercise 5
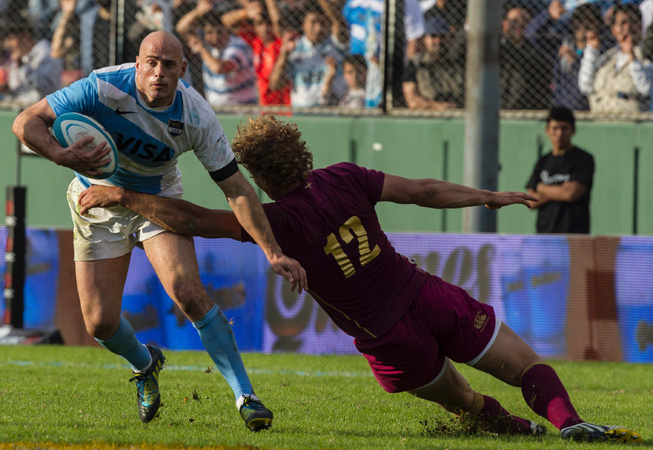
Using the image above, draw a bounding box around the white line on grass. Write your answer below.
[0,359,373,378]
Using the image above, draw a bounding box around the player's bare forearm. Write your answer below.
[124,191,241,239]
[13,99,109,175]
[381,174,537,209]
[218,172,308,292]
[12,99,63,161]
[78,185,241,239]
[225,183,282,259]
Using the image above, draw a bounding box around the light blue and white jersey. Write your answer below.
[46,63,236,196]
[343,0,384,57]
[203,36,258,106]
[287,35,348,107]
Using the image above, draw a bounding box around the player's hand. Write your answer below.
[269,254,308,293]
[78,185,123,215]
[56,136,112,177]
[484,191,538,210]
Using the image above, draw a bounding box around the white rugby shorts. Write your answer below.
[67,178,167,261]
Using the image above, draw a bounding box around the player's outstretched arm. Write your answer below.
[380,173,537,210]
[217,171,308,293]
[78,185,241,239]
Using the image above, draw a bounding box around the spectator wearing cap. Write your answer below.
[578,3,653,113]
[0,22,62,103]
[402,15,462,110]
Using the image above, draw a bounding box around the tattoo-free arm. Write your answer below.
[217,170,307,291]
[12,99,110,177]
[380,174,537,209]
[535,181,588,203]
[77,185,241,239]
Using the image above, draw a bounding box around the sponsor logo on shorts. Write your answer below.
[474,311,489,332]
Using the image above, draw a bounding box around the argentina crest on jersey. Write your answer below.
[168,119,184,137]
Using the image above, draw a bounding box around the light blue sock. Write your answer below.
[95,316,152,371]
[193,304,253,400]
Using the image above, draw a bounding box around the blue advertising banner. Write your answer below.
[1,228,59,329]
[119,239,266,352]
[1,227,652,364]
[615,236,653,363]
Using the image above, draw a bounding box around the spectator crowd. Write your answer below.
[2,0,653,114]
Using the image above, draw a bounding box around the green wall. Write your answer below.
[1,110,650,235]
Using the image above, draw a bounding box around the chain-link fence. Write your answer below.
[1,0,652,118]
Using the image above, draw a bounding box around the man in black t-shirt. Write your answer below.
[526,106,595,233]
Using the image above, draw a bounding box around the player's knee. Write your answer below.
[169,284,212,319]
[84,315,119,340]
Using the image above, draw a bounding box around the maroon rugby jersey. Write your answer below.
[241,162,427,340]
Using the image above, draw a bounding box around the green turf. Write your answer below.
[0,345,651,450]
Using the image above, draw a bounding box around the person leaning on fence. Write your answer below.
[0,21,62,103]
[402,15,462,111]
[76,115,642,445]
[526,106,594,234]
[11,30,306,430]
[578,3,653,113]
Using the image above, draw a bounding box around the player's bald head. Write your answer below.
[139,31,184,62]
[135,30,187,108]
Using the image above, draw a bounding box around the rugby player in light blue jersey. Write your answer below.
[12,30,306,431]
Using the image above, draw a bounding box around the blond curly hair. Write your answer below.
[232,115,314,189]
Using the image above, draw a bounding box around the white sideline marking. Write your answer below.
[0,359,373,378]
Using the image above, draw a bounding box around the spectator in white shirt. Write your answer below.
[578,3,653,112]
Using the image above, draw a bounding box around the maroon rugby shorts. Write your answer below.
[354,274,500,393]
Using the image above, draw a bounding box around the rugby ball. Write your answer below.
[52,112,118,179]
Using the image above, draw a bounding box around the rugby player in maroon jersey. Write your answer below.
[78,116,641,444]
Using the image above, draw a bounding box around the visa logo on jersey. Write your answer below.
[114,133,174,163]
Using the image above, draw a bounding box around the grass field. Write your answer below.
[0,345,651,450]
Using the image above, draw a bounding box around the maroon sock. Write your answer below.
[477,395,535,435]
[520,364,584,430]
